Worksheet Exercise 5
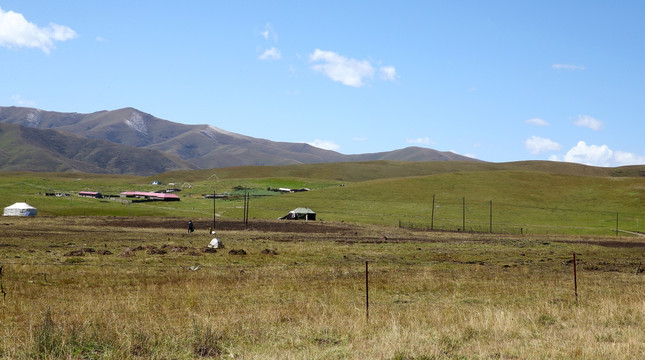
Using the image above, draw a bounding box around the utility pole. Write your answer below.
[489,200,493,233]
[616,212,619,237]
[462,197,466,231]
[431,194,435,230]
[213,190,216,232]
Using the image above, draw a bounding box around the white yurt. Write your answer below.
[3,202,37,216]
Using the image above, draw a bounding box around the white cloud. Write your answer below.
[525,136,562,154]
[379,66,397,81]
[11,94,35,106]
[525,118,549,126]
[259,47,281,60]
[406,137,435,145]
[0,7,77,54]
[95,36,104,42]
[260,22,277,42]
[552,63,586,71]
[574,115,602,131]
[551,141,645,166]
[309,49,375,87]
[563,141,613,166]
[614,151,645,165]
[308,139,340,151]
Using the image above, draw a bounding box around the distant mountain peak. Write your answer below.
[25,109,42,127]
[0,105,482,174]
[124,110,149,134]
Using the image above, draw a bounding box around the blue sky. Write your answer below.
[1,1,644,166]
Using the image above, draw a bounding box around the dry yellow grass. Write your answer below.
[1,216,645,359]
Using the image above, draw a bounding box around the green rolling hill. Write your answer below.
[0,161,642,235]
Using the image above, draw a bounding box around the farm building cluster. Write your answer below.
[119,191,180,201]
[49,189,182,202]
[7,181,318,220]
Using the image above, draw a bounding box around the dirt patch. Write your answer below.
[63,248,96,256]
[554,239,645,248]
[88,217,353,234]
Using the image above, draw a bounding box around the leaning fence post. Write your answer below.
[1,266,6,307]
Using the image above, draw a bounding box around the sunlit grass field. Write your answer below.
[1,216,645,359]
[0,161,642,235]
[1,161,644,358]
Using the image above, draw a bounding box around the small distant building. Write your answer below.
[78,191,103,199]
[203,193,227,199]
[3,202,37,216]
[279,207,316,220]
[120,191,180,201]
[45,192,70,197]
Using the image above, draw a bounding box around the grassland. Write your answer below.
[1,161,644,358]
[0,160,642,235]
[2,216,645,359]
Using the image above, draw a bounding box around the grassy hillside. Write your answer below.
[0,123,197,175]
[1,161,643,235]
[157,160,645,183]
[253,170,643,235]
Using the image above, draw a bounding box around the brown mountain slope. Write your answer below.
[345,146,472,162]
[0,123,197,175]
[0,106,479,171]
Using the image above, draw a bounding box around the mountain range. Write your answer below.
[0,106,478,175]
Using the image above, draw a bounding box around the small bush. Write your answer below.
[130,330,151,357]
[192,322,223,358]
[33,308,60,358]
[32,310,115,359]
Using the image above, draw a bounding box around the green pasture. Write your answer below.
[0,161,643,235]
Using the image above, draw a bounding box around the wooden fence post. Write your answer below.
[365,261,369,322]
[573,252,578,304]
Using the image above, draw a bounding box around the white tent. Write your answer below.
[3,202,37,216]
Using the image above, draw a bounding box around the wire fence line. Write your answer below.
[53,186,639,236]
[195,193,642,235]
[0,261,587,320]
[2,254,639,317]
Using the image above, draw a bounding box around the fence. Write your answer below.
[2,247,645,358]
[203,193,642,236]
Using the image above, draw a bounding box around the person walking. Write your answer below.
[188,220,194,233]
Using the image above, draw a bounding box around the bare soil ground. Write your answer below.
[8,216,643,249]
